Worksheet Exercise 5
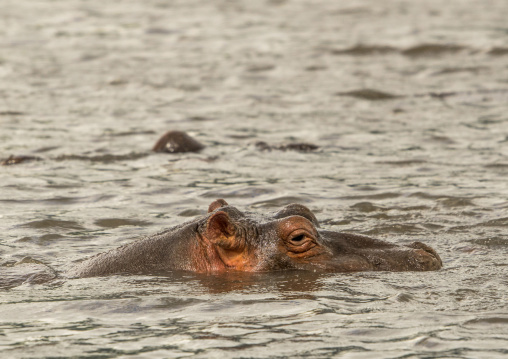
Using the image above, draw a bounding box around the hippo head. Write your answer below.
[69,199,443,278]
[198,199,442,272]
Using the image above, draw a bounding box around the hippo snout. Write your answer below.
[407,241,443,270]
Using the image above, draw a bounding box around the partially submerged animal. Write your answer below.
[152,130,205,154]
[2,130,323,165]
[68,200,442,278]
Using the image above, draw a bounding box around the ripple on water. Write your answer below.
[0,260,56,289]
[329,44,397,56]
[328,43,476,58]
[350,202,388,213]
[177,208,206,217]
[376,159,428,166]
[471,236,508,246]
[339,192,401,200]
[19,219,84,230]
[401,43,468,57]
[464,316,508,326]
[94,218,152,228]
[251,196,312,208]
[335,89,400,101]
[202,186,276,199]
[408,192,477,207]
[17,233,66,245]
[480,217,508,227]
[55,152,149,163]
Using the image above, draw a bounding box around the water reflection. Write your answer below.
[189,270,325,295]
[121,270,327,297]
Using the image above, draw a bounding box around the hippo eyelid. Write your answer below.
[287,229,315,246]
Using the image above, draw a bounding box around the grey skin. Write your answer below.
[68,200,442,278]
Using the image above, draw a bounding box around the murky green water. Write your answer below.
[1,0,508,357]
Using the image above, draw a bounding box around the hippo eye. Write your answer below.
[287,230,314,250]
[291,235,305,243]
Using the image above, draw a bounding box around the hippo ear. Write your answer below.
[208,199,229,213]
[206,211,238,250]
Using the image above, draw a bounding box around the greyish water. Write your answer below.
[1,0,508,357]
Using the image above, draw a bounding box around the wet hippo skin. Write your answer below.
[68,200,442,278]
[1,130,204,165]
[152,130,205,153]
[1,131,321,165]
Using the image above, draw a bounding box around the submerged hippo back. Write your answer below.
[67,220,202,278]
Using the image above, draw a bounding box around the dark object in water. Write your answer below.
[152,130,204,153]
[330,45,397,56]
[68,199,442,278]
[336,89,400,101]
[255,141,319,152]
[401,44,467,57]
[1,155,41,166]
[488,47,508,56]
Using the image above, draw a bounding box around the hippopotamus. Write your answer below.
[152,130,205,154]
[1,130,324,166]
[68,200,442,278]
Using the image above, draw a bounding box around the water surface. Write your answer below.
[1,0,508,357]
